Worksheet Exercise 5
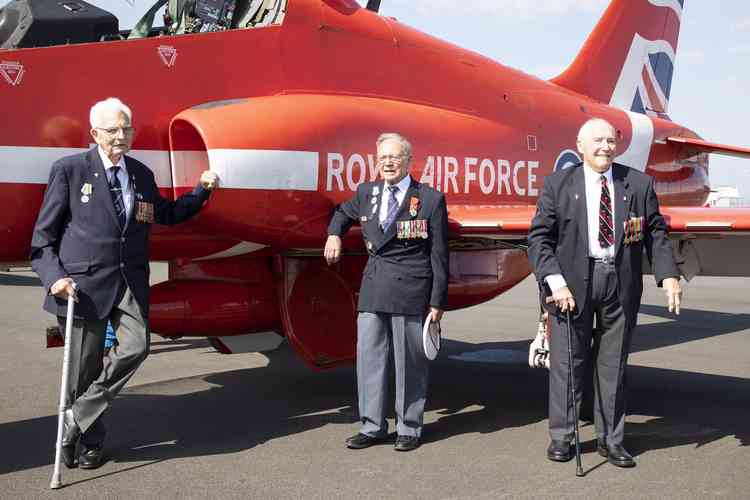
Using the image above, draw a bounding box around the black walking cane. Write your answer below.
[50,283,77,489]
[565,309,584,477]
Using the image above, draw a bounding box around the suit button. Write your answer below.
[120,263,124,268]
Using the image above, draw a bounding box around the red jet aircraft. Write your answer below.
[1,0,749,368]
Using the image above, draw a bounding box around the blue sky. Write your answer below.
[5,0,748,195]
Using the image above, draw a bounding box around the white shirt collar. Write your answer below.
[385,174,412,193]
[582,163,613,187]
[97,146,127,173]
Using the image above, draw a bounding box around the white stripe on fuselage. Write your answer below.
[0,146,174,187]
[616,111,654,172]
[0,147,320,192]
[206,149,319,191]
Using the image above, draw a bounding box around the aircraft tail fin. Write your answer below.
[551,0,684,118]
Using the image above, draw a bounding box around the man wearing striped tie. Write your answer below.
[31,97,218,469]
[528,118,682,468]
[325,133,449,452]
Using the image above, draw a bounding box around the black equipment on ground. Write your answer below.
[0,0,118,50]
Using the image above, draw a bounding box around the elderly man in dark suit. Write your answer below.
[325,132,449,452]
[31,97,218,469]
[528,118,682,468]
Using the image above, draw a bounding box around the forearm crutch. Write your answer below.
[50,283,77,490]
[566,309,584,477]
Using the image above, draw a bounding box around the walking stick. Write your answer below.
[566,309,584,477]
[50,283,77,490]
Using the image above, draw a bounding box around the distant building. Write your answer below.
[706,186,749,207]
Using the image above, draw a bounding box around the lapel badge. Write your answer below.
[136,192,143,200]
[366,241,373,250]
[409,196,420,217]
[574,193,579,200]
[94,172,99,177]
[373,186,380,196]
[360,216,367,222]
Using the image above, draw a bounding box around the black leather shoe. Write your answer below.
[78,445,106,469]
[598,440,635,468]
[60,408,80,468]
[394,435,420,452]
[346,433,383,449]
[547,440,573,462]
[62,408,80,446]
[61,443,78,469]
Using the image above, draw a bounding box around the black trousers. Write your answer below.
[548,260,633,445]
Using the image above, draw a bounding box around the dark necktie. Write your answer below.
[598,175,614,248]
[109,166,126,229]
[382,185,400,231]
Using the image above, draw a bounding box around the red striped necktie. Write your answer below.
[598,175,614,248]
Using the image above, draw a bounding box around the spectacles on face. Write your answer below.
[96,126,135,136]
[376,154,406,164]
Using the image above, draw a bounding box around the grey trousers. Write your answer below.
[357,312,429,438]
[548,261,632,445]
[57,286,149,445]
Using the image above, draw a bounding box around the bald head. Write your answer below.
[576,118,617,173]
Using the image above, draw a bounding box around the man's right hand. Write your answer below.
[550,286,576,313]
[324,235,342,265]
[50,277,77,300]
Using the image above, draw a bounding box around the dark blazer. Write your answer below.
[31,147,210,320]
[328,177,449,315]
[527,163,679,326]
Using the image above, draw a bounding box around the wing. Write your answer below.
[448,204,750,279]
[665,137,750,159]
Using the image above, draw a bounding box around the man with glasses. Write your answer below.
[325,133,449,452]
[31,97,218,469]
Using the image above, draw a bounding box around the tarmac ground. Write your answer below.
[0,265,748,499]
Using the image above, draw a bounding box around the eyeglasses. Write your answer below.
[96,126,135,136]
[376,154,406,164]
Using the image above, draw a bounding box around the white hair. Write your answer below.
[376,132,412,160]
[577,118,615,142]
[89,97,132,128]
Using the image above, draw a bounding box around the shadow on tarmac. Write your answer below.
[0,325,747,477]
[0,273,41,287]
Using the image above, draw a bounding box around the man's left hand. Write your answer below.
[430,307,443,322]
[663,277,682,315]
[200,171,219,190]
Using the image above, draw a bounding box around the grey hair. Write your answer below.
[90,97,132,128]
[577,118,616,142]
[376,132,412,160]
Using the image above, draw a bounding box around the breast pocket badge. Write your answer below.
[135,201,155,224]
[397,219,428,240]
[623,216,644,245]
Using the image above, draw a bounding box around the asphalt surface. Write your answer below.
[0,265,748,499]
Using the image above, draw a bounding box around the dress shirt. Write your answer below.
[545,164,615,292]
[98,147,133,220]
[378,175,412,225]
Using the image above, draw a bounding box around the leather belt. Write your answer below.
[591,256,615,265]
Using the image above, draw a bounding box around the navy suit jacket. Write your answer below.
[527,162,679,326]
[328,177,449,315]
[31,147,210,320]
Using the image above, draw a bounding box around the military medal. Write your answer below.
[372,186,380,196]
[371,197,378,205]
[409,197,420,217]
[135,201,155,223]
[81,183,92,203]
[360,216,368,222]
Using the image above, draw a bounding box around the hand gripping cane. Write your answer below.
[566,310,584,477]
[50,283,77,490]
